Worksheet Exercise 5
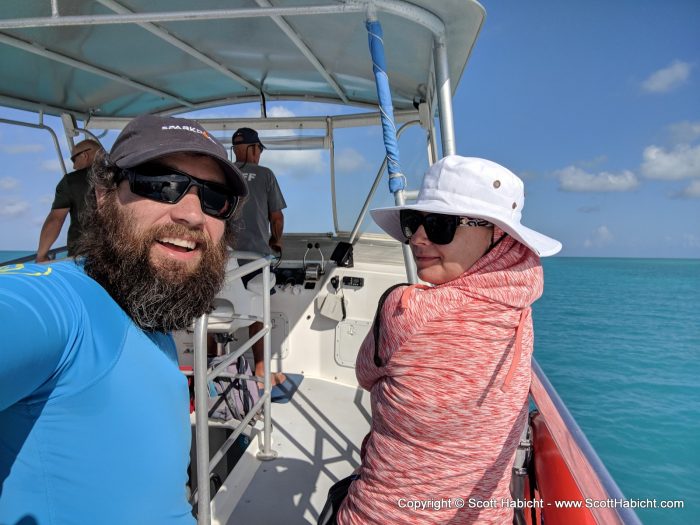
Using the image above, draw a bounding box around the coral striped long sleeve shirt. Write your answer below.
[338,236,544,525]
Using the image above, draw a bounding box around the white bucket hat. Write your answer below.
[370,155,562,257]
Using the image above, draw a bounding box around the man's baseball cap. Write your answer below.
[232,127,266,149]
[110,115,248,197]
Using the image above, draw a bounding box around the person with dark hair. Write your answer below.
[230,127,289,389]
[330,156,561,525]
[0,115,247,524]
[36,138,104,261]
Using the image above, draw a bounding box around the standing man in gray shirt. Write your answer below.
[231,127,288,387]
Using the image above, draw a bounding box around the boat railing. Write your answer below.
[0,246,69,266]
[190,255,277,524]
[0,114,68,175]
[530,358,643,525]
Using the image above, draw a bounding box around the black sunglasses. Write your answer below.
[117,164,239,220]
[400,209,492,245]
[70,149,91,162]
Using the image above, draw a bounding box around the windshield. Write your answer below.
[332,123,429,235]
[0,102,431,254]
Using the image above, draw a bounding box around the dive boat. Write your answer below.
[0,2,641,524]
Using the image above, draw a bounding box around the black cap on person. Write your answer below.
[232,127,266,149]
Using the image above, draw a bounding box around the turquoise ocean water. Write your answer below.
[1,252,696,523]
[535,258,698,524]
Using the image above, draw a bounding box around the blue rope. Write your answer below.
[366,19,405,194]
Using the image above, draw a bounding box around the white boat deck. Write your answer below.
[212,377,372,525]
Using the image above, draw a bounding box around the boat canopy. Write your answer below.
[0,0,485,120]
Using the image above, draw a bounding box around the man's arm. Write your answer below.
[36,208,69,262]
[0,270,72,410]
[268,210,284,253]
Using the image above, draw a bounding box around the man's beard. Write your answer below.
[82,194,227,332]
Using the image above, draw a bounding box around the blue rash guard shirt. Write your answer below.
[0,261,194,525]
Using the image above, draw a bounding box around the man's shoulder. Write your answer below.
[0,260,94,292]
[1,259,76,275]
[61,167,89,180]
[69,168,91,183]
[0,260,130,335]
[256,163,275,175]
[55,168,89,195]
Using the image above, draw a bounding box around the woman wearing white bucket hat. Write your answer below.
[372,155,561,260]
[335,156,561,525]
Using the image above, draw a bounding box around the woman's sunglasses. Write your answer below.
[400,209,492,245]
[117,164,240,220]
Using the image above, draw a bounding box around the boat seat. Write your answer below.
[208,257,276,334]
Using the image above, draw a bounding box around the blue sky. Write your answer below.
[0,1,698,257]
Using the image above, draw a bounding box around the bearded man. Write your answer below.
[0,115,247,525]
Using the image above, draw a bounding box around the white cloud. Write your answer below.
[0,177,20,190]
[232,106,298,142]
[584,226,614,248]
[642,60,692,93]
[267,106,295,119]
[0,143,44,154]
[641,143,700,180]
[676,179,700,199]
[335,148,370,173]
[0,198,30,217]
[263,150,325,179]
[556,166,639,192]
[667,121,700,144]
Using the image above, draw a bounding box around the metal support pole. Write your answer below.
[433,37,456,157]
[349,155,388,244]
[0,117,67,175]
[193,314,211,525]
[328,117,340,234]
[392,189,418,283]
[75,127,103,143]
[257,264,278,460]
